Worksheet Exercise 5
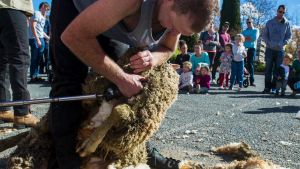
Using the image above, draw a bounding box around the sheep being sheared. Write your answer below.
[7,47,179,169]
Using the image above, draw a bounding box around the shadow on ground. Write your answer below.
[243,106,300,114]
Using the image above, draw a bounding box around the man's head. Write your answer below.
[246,18,253,28]
[39,2,50,15]
[159,0,218,36]
[276,4,286,20]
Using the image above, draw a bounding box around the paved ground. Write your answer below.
[0,74,299,168]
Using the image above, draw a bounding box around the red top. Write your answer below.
[194,75,211,89]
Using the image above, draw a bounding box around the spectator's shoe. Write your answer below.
[274,91,279,97]
[237,87,242,91]
[13,113,40,129]
[0,110,14,124]
[271,88,276,94]
[147,148,180,169]
[262,89,270,94]
[228,86,233,90]
[211,79,217,85]
[250,83,256,87]
[219,86,224,90]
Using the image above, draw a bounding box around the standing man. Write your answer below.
[0,0,39,128]
[242,18,259,87]
[28,2,50,82]
[262,4,292,93]
[211,21,231,84]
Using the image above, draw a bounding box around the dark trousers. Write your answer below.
[207,51,216,69]
[246,48,255,84]
[212,51,221,80]
[0,9,30,116]
[264,48,284,90]
[49,0,129,168]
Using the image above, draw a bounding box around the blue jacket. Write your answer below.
[263,17,292,51]
[242,28,259,49]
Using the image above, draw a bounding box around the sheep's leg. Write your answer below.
[77,103,131,157]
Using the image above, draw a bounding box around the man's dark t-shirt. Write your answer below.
[175,54,190,68]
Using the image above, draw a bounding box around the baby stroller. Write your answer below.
[242,67,250,88]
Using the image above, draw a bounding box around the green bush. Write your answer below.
[254,62,265,72]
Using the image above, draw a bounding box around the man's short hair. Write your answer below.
[277,4,286,11]
[172,0,218,33]
[39,2,50,9]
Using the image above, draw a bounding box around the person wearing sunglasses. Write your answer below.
[262,4,292,94]
[242,18,259,87]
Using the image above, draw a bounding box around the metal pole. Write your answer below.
[0,94,103,107]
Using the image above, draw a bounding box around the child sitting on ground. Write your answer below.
[219,43,233,89]
[194,64,211,94]
[288,49,300,96]
[275,53,293,97]
[179,61,193,93]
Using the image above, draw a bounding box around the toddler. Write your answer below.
[179,61,193,93]
[275,54,293,96]
[229,34,247,91]
[219,43,233,89]
[194,65,211,94]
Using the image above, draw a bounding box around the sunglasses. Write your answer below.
[247,22,252,24]
[278,11,285,14]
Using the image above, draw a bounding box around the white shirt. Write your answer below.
[179,71,193,88]
[232,43,247,62]
[29,11,46,39]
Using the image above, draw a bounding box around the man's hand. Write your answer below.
[117,73,146,97]
[130,50,156,73]
[245,36,252,42]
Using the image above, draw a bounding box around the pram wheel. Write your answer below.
[243,78,249,88]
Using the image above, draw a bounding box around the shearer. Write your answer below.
[49,0,217,168]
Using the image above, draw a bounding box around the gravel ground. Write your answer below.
[0,75,299,168]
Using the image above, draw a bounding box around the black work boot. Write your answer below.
[147,148,180,169]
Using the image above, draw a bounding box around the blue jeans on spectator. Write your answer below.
[29,38,45,79]
[230,60,244,88]
[264,48,284,91]
[0,8,31,116]
[246,48,255,84]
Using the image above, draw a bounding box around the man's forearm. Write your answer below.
[61,30,126,85]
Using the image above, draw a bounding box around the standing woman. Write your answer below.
[200,23,219,68]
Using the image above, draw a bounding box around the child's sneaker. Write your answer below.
[219,86,224,90]
[237,87,242,91]
[211,79,217,85]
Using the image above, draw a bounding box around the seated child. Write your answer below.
[194,64,211,94]
[288,49,300,96]
[275,54,293,96]
[179,61,193,93]
[219,43,233,89]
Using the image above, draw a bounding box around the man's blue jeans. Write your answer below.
[29,38,45,78]
[246,48,255,84]
[264,48,284,90]
[230,60,244,88]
